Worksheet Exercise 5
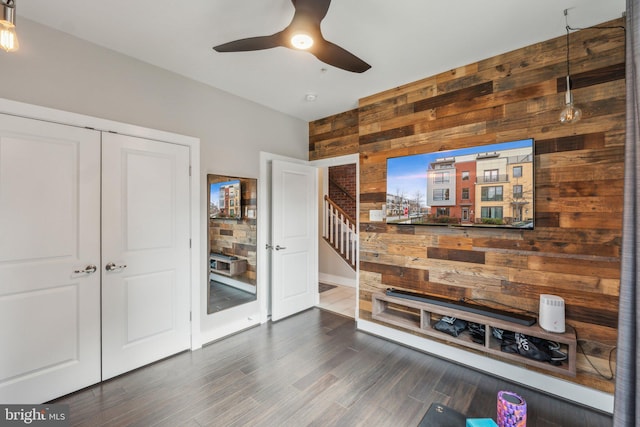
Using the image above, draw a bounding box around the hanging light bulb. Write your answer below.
[560,10,580,124]
[560,76,582,124]
[0,21,18,52]
[0,0,18,52]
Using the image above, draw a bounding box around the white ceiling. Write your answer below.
[16,0,625,122]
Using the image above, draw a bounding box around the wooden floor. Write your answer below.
[208,280,256,313]
[53,309,612,426]
[317,283,356,318]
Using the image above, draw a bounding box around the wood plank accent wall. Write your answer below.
[309,19,625,393]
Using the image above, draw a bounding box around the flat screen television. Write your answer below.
[209,179,242,219]
[386,139,534,229]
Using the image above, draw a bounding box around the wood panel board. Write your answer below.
[359,108,434,137]
[568,320,618,345]
[527,255,620,279]
[526,227,621,246]
[538,196,623,214]
[508,269,613,294]
[358,62,483,109]
[559,212,622,230]
[428,268,503,292]
[538,183,612,203]
[538,147,624,170]
[536,162,624,184]
[309,109,358,136]
[310,17,624,393]
[416,105,504,135]
[483,252,529,269]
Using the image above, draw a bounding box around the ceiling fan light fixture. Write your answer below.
[0,0,18,52]
[291,33,313,50]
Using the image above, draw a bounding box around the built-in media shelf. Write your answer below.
[371,292,576,377]
[209,253,247,277]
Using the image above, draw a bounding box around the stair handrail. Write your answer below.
[324,195,356,225]
[323,195,357,269]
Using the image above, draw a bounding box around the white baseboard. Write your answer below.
[200,316,260,345]
[319,272,356,288]
[357,319,614,414]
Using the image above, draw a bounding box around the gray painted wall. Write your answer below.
[0,19,309,339]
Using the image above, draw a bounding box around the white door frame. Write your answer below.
[258,152,359,323]
[0,98,203,350]
[310,154,360,317]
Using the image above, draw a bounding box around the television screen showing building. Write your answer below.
[386,139,534,228]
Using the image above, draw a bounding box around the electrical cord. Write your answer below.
[562,10,626,95]
[566,24,626,32]
[564,8,626,33]
[566,323,616,381]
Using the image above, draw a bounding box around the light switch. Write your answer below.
[369,210,384,222]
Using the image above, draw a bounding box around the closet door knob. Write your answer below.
[105,262,127,272]
[73,264,97,274]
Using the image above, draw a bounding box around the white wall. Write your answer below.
[319,239,356,287]
[0,19,309,342]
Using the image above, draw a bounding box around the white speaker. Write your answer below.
[539,294,565,333]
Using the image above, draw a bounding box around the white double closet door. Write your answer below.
[0,114,191,403]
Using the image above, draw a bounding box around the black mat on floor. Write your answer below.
[319,283,337,293]
[418,403,466,427]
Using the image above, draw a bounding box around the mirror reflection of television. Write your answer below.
[209,179,242,219]
[386,139,534,229]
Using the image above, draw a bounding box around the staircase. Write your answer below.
[323,195,357,270]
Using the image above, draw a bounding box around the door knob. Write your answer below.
[275,245,287,251]
[73,264,97,274]
[105,262,127,272]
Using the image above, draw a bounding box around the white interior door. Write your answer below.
[271,159,318,321]
[101,133,191,380]
[0,114,101,403]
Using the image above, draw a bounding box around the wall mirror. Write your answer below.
[207,174,257,314]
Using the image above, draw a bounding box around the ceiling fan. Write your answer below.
[213,0,371,73]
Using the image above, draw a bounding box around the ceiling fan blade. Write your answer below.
[213,33,285,52]
[291,0,332,23]
[310,39,371,73]
[213,0,372,73]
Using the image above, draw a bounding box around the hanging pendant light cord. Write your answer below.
[562,9,626,90]
[559,9,624,124]
[564,10,571,82]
